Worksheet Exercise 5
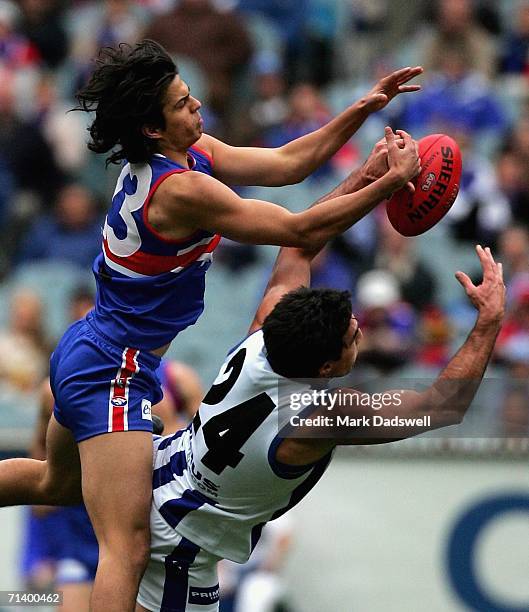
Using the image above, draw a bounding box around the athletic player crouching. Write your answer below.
[137,226,505,607]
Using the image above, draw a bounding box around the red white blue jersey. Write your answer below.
[91,147,221,350]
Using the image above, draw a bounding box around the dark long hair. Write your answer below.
[75,40,178,165]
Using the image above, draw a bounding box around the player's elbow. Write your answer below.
[275,149,307,185]
[282,169,305,186]
[285,228,314,250]
[432,406,465,429]
[287,215,324,250]
[447,409,465,426]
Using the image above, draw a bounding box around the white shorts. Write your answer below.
[137,505,221,612]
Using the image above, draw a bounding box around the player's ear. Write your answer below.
[142,125,162,140]
[318,361,334,377]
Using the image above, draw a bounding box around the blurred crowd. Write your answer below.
[0,0,528,440]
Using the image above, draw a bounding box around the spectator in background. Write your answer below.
[310,245,357,295]
[0,68,64,210]
[262,82,332,181]
[17,183,102,269]
[418,0,497,80]
[401,46,507,141]
[33,73,88,177]
[68,0,149,95]
[495,147,529,226]
[303,0,340,86]
[263,82,359,183]
[68,285,95,323]
[0,0,40,70]
[239,0,307,84]
[145,0,252,126]
[18,0,68,69]
[340,0,389,80]
[0,147,14,227]
[503,111,529,174]
[500,1,529,76]
[0,288,50,393]
[441,131,512,245]
[355,269,416,372]
[415,306,453,368]
[238,52,288,146]
[374,214,436,312]
[329,214,378,286]
[498,226,529,286]
[495,279,529,366]
[498,226,529,316]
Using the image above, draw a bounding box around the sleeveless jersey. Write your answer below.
[91,147,221,350]
[152,330,334,563]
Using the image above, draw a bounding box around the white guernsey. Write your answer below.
[138,331,332,611]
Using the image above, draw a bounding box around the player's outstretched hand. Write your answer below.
[455,245,506,326]
[362,132,419,193]
[385,127,421,190]
[364,66,423,113]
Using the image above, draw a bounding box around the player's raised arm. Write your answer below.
[247,136,404,334]
[199,67,423,186]
[334,246,505,443]
[165,127,419,249]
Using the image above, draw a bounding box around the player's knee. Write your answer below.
[130,535,150,574]
[100,526,150,574]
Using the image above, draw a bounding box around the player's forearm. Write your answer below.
[279,100,373,183]
[336,316,501,444]
[297,170,400,249]
[251,170,363,313]
[410,316,502,429]
[313,166,368,206]
[433,317,501,412]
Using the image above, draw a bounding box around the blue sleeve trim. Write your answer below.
[225,328,261,358]
[267,435,324,480]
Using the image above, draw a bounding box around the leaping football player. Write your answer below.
[0,40,422,611]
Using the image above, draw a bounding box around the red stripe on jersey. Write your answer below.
[190,145,214,167]
[103,234,221,276]
[109,348,139,432]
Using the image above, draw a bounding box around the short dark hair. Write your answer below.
[75,40,178,165]
[262,287,353,378]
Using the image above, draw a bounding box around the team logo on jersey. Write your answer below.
[111,397,127,407]
[141,399,152,421]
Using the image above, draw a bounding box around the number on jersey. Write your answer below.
[195,348,275,475]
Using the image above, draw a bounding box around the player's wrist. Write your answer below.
[351,97,373,118]
[473,313,503,337]
[383,168,408,192]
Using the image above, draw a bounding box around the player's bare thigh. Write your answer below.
[77,430,153,542]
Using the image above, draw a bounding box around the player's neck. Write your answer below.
[157,145,191,169]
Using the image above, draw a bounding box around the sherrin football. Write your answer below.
[386,133,462,237]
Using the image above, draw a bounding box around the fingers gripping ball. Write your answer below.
[386,134,462,236]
